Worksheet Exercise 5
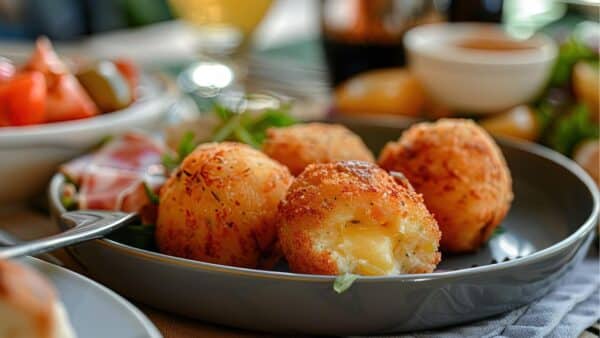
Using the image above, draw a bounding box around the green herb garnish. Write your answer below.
[546,104,599,156]
[246,108,297,144]
[491,226,505,238]
[234,124,260,148]
[212,113,243,142]
[143,182,159,204]
[178,131,197,158]
[214,103,234,120]
[548,37,597,88]
[161,97,295,168]
[210,102,296,148]
[162,131,197,171]
[333,273,359,294]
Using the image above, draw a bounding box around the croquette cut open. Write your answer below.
[379,119,513,253]
[278,160,441,276]
[262,122,375,175]
[156,142,293,268]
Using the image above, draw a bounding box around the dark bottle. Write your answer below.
[320,0,443,86]
[321,37,407,87]
[448,0,504,22]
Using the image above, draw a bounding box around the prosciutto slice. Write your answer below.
[60,132,168,217]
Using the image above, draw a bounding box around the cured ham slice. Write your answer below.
[60,132,168,219]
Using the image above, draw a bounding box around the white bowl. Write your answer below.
[404,23,557,114]
[0,73,174,205]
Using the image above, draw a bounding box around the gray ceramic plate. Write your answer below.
[24,257,161,338]
[47,123,599,335]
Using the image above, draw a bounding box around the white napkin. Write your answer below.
[379,257,599,338]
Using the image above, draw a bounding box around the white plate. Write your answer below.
[25,257,162,338]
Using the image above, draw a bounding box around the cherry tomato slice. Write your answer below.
[1,71,47,126]
[45,73,99,122]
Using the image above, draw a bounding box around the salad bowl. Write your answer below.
[0,72,174,204]
[48,123,598,335]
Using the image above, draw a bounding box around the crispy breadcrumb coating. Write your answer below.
[278,161,441,276]
[379,119,513,253]
[156,142,293,268]
[262,123,375,175]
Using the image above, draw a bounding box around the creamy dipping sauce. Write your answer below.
[456,37,536,51]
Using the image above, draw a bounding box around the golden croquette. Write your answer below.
[378,119,513,253]
[262,123,375,175]
[156,142,293,268]
[278,160,441,276]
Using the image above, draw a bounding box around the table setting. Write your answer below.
[0,1,598,337]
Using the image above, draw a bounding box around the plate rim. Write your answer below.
[26,256,162,338]
[0,72,176,144]
[48,137,599,283]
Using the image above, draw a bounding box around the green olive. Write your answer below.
[77,61,132,112]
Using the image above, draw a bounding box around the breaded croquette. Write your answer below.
[156,142,293,268]
[278,160,441,276]
[262,123,374,175]
[379,119,513,253]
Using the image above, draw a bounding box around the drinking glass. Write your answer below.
[169,0,273,95]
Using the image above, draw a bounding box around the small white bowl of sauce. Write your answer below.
[404,23,557,114]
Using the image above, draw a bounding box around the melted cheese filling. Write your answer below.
[334,222,400,276]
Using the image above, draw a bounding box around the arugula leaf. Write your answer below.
[177,131,197,159]
[491,226,505,239]
[234,125,260,148]
[214,103,234,120]
[212,113,243,142]
[209,102,296,148]
[549,37,597,88]
[161,154,179,171]
[333,273,359,294]
[546,104,599,156]
[143,183,159,204]
[247,109,297,145]
[162,131,197,171]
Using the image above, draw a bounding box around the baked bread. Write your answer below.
[0,259,76,338]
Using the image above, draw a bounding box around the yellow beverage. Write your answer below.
[170,0,273,39]
[170,0,273,87]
